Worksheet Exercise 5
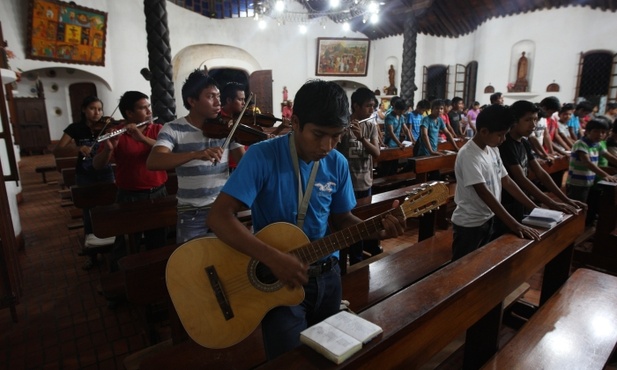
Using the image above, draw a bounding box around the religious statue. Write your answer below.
[282,86,288,101]
[512,52,529,92]
[386,65,397,95]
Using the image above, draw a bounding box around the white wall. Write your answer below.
[4,2,615,134]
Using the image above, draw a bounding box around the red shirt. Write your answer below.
[113,123,167,190]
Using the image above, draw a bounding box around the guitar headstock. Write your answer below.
[400,182,450,219]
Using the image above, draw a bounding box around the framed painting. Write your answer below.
[316,37,370,77]
[27,0,107,66]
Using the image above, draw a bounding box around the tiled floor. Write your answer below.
[0,154,425,370]
[1,155,154,370]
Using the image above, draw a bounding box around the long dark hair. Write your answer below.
[80,95,103,124]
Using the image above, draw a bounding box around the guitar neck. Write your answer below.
[290,207,403,265]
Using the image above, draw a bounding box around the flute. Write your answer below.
[96,117,158,142]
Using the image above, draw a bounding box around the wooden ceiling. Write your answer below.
[171,0,617,40]
[350,0,617,39]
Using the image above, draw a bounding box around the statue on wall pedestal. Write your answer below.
[386,65,397,95]
[511,52,529,92]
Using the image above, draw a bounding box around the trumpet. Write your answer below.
[96,117,158,142]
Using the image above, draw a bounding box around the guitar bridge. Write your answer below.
[205,266,234,320]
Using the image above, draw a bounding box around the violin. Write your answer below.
[202,115,269,145]
[241,111,284,128]
[89,116,121,137]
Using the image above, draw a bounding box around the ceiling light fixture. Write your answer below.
[255,0,379,24]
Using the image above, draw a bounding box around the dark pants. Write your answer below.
[452,218,494,261]
[348,189,381,265]
[491,201,525,241]
[261,263,341,359]
[109,185,168,271]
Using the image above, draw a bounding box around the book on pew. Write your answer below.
[300,311,383,364]
[597,180,617,187]
[522,207,564,229]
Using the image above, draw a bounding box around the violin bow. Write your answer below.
[221,92,254,151]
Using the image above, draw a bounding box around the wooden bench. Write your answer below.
[35,164,57,183]
[259,212,584,369]
[481,268,617,370]
[574,182,617,274]
[130,230,455,369]
[409,152,457,183]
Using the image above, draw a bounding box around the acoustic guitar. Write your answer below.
[166,181,449,349]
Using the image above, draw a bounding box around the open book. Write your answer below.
[522,207,564,229]
[300,311,383,364]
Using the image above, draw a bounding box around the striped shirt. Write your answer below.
[154,117,242,207]
[567,138,603,187]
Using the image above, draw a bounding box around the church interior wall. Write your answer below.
[1,1,616,139]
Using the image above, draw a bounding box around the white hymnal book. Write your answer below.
[300,311,383,364]
[522,207,564,229]
[597,180,617,187]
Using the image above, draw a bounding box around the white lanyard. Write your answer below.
[289,133,320,229]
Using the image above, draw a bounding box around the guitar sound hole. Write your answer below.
[255,262,278,285]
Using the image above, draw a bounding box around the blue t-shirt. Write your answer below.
[222,134,356,258]
[384,112,405,148]
[406,111,423,141]
[567,115,580,138]
[416,115,446,156]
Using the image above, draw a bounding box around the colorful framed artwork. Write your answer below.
[316,37,370,77]
[27,0,107,66]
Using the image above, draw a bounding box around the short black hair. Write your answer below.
[351,87,376,112]
[606,102,617,111]
[221,82,245,106]
[510,100,539,122]
[476,104,514,132]
[392,98,407,111]
[182,69,219,110]
[585,118,610,132]
[443,99,452,106]
[540,96,560,112]
[490,92,503,104]
[575,101,594,113]
[416,99,430,110]
[451,96,463,106]
[119,91,148,119]
[293,80,349,130]
[430,99,444,110]
[560,103,575,114]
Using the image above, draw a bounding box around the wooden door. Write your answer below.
[13,97,51,154]
[69,82,97,123]
[249,70,273,115]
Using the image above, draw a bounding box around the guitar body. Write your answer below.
[166,222,308,349]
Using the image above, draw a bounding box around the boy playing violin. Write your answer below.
[93,91,168,270]
[147,69,245,243]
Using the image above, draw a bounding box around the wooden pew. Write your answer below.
[259,212,583,369]
[481,268,617,370]
[90,195,177,242]
[527,154,569,181]
[131,231,454,370]
[409,152,457,183]
[35,164,57,183]
[574,182,617,273]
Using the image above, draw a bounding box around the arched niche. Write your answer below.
[509,40,535,92]
[172,44,262,116]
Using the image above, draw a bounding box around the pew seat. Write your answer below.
[35,164,57,183]
[259,212,583,369]
[481,268,617,370]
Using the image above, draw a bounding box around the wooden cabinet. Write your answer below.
[13,97,51,154]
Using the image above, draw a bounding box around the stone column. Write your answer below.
[401,15,418,107]
[143,0,176,122]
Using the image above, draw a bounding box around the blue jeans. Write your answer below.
[452,218,494,261]
[261,263,342,360]
[176,208,212,244]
